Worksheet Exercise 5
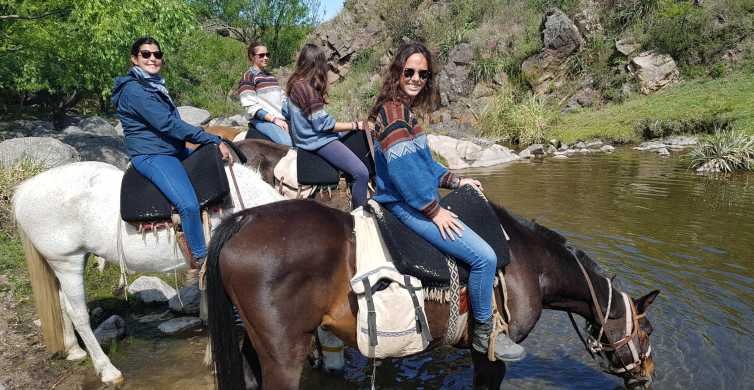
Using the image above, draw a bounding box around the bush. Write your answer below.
[165,31,249,116]
[687,129,754,173]
[634,116,732,140]
[481,87,556,145]
[0,161,44,239]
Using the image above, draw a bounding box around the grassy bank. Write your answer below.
[551,74,754,144]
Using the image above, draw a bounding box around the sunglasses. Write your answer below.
[139,50,163,60]
[402,68,430,81]
[255,52,270,58]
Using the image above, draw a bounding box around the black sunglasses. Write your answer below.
[255,52,270,58]
[139,50,163,60]
[402,68,430,80]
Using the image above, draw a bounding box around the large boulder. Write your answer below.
[522,9,584,95]
[628,51,680,94]
[427,135,519,169]
[563,87,600,112]
[0,120,55,140]
[573,0,603,38]
[0,137,80,169]
[127,276,177,304]
[438,43,475,106]
[59,133,129,169]
[168,285,201,315]
[177,106,211,126]
[616,37,641,56]
[78,116,118,136]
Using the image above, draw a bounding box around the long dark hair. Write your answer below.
[130,36,161,57]
[285,44,329,103]
[369,41,434,120]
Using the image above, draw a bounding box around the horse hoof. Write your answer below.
[66,347,87,361]
[101,368,124,385]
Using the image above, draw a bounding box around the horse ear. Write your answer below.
[634,290,660,313]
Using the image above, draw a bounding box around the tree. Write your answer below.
[0,0,196,118]
[190,0,322,67]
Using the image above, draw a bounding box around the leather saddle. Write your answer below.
[246,125,375,186]
[368,185,511,288]
[120,143,231,223]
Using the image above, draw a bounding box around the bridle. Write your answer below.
[566,248,650,376]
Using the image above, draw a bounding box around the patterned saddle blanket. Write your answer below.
[367,185,511,288]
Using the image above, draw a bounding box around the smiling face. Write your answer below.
[399,53,430,99]
[131,43,162,75]
[252,45,270,70]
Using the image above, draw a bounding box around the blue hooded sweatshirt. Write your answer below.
[112,68,220,158]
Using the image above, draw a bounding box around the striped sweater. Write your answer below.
[238,67,286,120]
[372,101,460,218]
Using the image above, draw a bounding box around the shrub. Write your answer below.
[0,161,44,238]
[481,88,556,145]
[687,129,754,173]
[634,116,732,139]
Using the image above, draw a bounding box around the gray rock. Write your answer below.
[634,140,668,151]
[519,149,532,159]
[448,43,473,65]
[135,310,173,323]
[94,315,126,347]
[0,120,55,140]
[558,143,569,151]
[600,145,615,152]
[427,135,519,169]
[158,316,202,335]
[168,285,202,315]
[61,125,86,135]
[525,144,545,156]
[177,106,211,126]
[616,37,641,56]
[553,154,569,159]
[59,134,129,169]
[114,121,123,136]
[628,51,680,94]
[0,137,80,169]
[663,135,698,147]
[657,148,670,156]
[127,276,177,303]
[79,116,118,136]
[585,139,604,148]
[563,87,599,112]
[90,307,105,324]
[547,145,558,154]
[543,8,584,56]
[574,0,603,38]
[574,141,587,149]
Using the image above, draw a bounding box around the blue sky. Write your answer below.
[321,0,344,21]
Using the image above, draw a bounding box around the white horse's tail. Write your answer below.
[17,227,65,353]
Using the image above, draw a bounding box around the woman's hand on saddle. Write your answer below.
[459,177,484,191]
[219,142,232,163]
[432,207,464,241]
[272,117,289,131]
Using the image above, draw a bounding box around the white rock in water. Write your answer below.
[177,106,211,126]
[601,145,615,152]
[158,317,202,335]
[127,276,177,303]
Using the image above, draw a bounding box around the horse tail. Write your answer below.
[17,227,65,353]
[206,210,254,390]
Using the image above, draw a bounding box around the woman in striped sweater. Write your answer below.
[369,42,525,362]
[238,41,292,146]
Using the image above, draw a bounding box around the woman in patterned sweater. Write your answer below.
[369,42,525,361]
[238,41,292,146]
[284,44,370,210]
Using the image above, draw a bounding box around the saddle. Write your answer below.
[120,143,231,223]
[247,125,375,186]
[367,185,511,288]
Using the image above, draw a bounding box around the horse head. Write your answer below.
[586,289,660,389]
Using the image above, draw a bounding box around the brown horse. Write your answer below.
[206,199,660,390]
[234,138,353,211]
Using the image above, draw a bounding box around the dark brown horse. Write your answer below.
[206,199,660,390]
[234,139,353,211]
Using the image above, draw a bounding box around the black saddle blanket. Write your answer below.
[120,144,231,223]
[370,185,511,288]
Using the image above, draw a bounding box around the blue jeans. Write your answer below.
[132,152,207,258]
[317,140,369,209]
[386,201,497,322]
[251,119,292,146]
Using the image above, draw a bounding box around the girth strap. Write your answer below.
[404,275,432,345]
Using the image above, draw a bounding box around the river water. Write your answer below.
[67,149,753,389]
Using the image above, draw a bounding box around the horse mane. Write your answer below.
[488,202,617,285]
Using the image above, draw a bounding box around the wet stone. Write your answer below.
[158,317,203,335]
[94,315,126,347]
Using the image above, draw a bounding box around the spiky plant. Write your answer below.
[687,129,754,173]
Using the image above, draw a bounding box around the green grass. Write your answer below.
[552,74,754,144]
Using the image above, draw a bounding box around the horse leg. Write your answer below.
[241,334,262,390]
[59,290,86,361]
[55,263,123,384]
[472,350,507,390]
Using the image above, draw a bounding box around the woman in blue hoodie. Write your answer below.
[112,36,230,265]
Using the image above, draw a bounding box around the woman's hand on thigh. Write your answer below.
[432,207,464,241]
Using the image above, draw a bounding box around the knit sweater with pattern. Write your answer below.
[372,101,459,218]
[238,67,286,120]
[283,81,337,151]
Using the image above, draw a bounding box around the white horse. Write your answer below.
[12,160,284,384]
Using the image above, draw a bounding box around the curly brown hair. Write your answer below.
[369,41,434,120]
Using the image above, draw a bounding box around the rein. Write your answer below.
[566,248,648,375]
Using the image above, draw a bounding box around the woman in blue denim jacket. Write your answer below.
[369,42,525,362]
[112,36,230,264]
